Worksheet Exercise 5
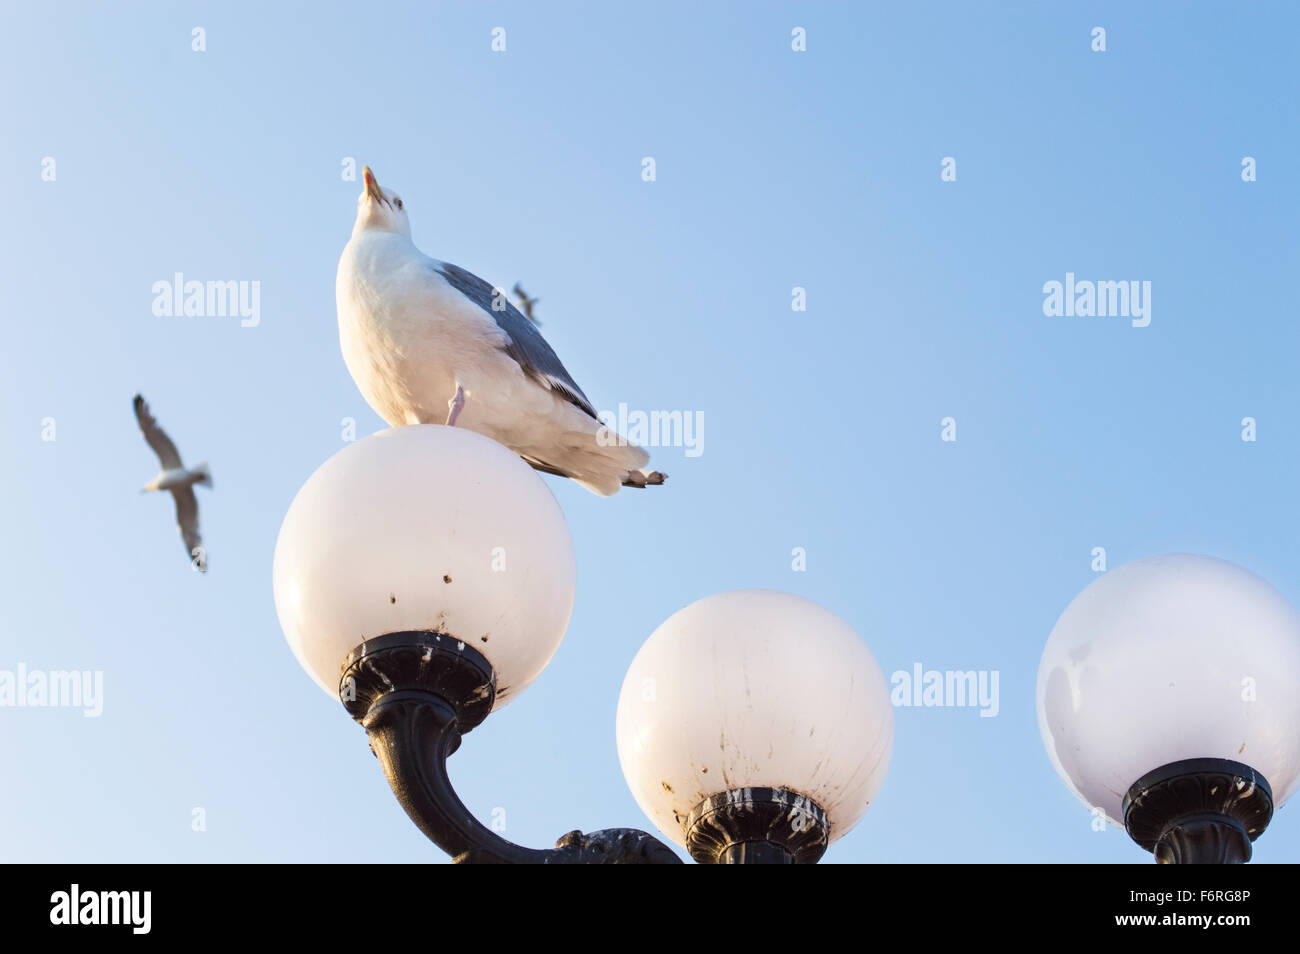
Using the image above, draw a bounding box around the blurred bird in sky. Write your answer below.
[335,166,666,496]
[511,282,540,325]
[133,394,211,571]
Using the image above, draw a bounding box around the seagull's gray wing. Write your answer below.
[133,394,183,470]
[436,262,597,420]
[171,486,204,571]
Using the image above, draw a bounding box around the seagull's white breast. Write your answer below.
[337,232,517,428]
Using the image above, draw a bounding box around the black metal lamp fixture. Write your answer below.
[273,426,894,865]
[1038,554,1300,864]
[339,632,681,864]
[1122,759,1273,864]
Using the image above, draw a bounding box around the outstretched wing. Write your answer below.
[133,394,183,469]
[171,486,205,571]
[436,263,597,420]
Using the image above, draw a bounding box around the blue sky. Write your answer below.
[2,1,1297,863]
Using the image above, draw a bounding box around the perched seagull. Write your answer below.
[511,282,540,325]
[133,394,211,571]
[336,166,666,497]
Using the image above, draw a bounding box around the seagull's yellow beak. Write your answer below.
[363,165,384,203]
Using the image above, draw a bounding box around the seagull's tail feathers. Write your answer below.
[191,462,213,489]
[523,431,666,497]
[573,475,621,496]
[599,434,667,493]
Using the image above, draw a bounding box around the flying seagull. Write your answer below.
[511,282,540,325]
[133,394,211,571]
[336,166,666,496]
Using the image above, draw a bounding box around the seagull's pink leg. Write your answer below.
[445,385,466,427]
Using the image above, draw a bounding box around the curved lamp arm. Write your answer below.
[342,632,683,865]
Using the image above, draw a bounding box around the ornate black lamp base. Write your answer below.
[685,787,831,864]
[1122,758,1273,864]
[340,631,682,864]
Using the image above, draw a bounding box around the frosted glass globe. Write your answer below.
[273,425,575,709]
[616,590,893,849]
[1038,554,1300,824]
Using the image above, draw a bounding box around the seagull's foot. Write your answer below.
[623,469,667,489]
[445,385,466,427]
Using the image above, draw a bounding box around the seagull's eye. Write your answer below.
[394,198,403,210]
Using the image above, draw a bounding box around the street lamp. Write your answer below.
[617,590,894,863]
[273,425,675,862]
[273,426,892,863]
[1037,554,1300,863]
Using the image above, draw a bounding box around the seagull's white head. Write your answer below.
[354,166,411,238]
